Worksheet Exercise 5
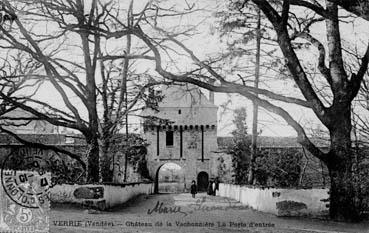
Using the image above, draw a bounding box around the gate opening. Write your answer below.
[155,163,184,193]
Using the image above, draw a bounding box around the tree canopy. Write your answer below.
[0,0,368,221]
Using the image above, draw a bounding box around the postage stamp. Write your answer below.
[0,149,50,233]
[0,171,50,233]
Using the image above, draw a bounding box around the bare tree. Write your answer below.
[0,0,173,182]
[110,0,369,222]
[302,0,369,21]
[2,0,368,221]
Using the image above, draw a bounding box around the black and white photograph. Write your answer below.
[0,0,369,232]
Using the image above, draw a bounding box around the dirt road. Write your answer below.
[50,193,369,233]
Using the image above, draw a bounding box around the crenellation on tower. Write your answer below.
[141,85,220,192]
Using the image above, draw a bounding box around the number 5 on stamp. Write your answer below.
[1,169,50,233]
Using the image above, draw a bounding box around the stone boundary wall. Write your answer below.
[51,182,153,210]
[217,183,329,217]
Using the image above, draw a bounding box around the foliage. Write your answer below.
[229,143,250,185]
[144,88,165,112]
[353,147,369,215]
[226,107,251,185]
[101,133,151,181]
[254,148,302,187]
[216,155,233,183]
[232,108,248,138]
[227,107,303,187]
[216,156,226,178]
[120,134,151,180]
[126,136,151,180]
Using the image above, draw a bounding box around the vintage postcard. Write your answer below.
[0,0,369,233]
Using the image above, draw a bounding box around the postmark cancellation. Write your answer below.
[0,169,50,233]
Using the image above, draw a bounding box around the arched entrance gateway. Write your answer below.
[142,85,221,194]
[197,171,209,192]
[154,163,184,194]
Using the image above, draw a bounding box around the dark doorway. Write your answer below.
[197,171,209,192]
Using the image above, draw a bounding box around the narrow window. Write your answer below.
[166,131,174,147]
[156,126,160,156]
[201,125,204,162]
[178,109,181,114]
[180,126,183,158]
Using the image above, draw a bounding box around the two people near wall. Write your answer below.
[190,177,219,198]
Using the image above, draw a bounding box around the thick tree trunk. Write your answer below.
[328,159,361,221]
[327,107,361,222]
[99,138,114,183]
[86,137,100,183]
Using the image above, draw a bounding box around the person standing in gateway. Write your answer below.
[190,180,197,198]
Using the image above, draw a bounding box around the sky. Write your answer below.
[3,0,369,138]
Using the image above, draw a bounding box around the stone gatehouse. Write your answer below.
[141,85,221,192]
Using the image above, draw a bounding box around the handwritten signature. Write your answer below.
[147,201,189,216]
[147,196,249,217]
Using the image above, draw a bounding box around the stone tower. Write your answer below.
[141,85,219,193]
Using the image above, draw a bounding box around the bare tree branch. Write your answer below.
[128,27,326,162]
[293,32,333,86]
[252,0,330,126]
[0,126,86,170]
[349,43,369,100]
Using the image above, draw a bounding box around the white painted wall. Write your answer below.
[50,184,82,203]
[51,183,153,209]
[104,183,153,208]
[218,183,329,216]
